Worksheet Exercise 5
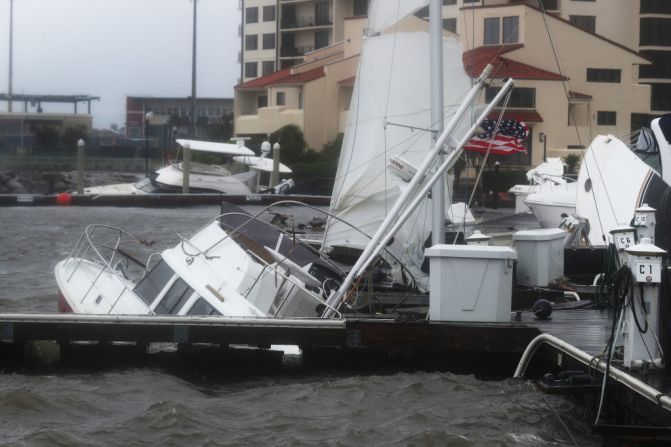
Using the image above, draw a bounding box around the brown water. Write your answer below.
[0,206,600,446]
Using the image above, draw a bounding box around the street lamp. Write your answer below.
[539,132,547,163]
[145,111,153,177]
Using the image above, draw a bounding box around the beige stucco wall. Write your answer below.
[459,4,651,165]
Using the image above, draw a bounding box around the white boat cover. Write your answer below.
[233,156,293,174]
[322,27,472,290]
[176,139,255,156]
[525,157,566,185]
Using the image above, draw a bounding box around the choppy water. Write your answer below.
[0,206,600,446]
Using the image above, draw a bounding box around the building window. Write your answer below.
[257,95,268,108]
[641,0,671,14]
[640,18,671,47]
[246,7,258,24]
[353,0,368,16]
[443,18,457,33]
[245,34,258,51]
[315,30,330,49]
[597,111,617,126]
[484,18,500,45]
[538,0,558,9]
[262,61,275,76]
[263,33,276,50]
[586,68,621,83]
[263,5,276,22]
[245,62,258,78]
[502,16,519,43]
[485,87,536,108]
[315,2,331,26]
[569,15,596,33]
[298,91,304,110]
[276,92,286,106]
[443,0,457,4]
[640,50,671,79]
[651,83,671,111]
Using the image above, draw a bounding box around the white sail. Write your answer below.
[367,0,429,35]
[322,28,473,290]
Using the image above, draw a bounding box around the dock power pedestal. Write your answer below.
[623,237,666,369]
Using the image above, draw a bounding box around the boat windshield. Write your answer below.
[154,277,195,315]
[633,127,662,173]
[187,297,222,316]
[133,260,174,306]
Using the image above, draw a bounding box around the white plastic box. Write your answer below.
[425,245,517,322]
[512,228,565,287]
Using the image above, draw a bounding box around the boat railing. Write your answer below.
[62,224,158,312]
[243,250,342,319]
[212,201,422,292]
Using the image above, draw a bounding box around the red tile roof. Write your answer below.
[463,45,568,81]
[568,90,592,101]
[338,76,356,86]
[236,67,325,90]
[487,109,543,123]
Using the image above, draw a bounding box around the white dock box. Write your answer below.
[513,228,565,287]
[425,245,517,322]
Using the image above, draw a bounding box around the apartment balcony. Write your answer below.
[236,106,304,135]
[280,46,314,58]
[280,15,333,30]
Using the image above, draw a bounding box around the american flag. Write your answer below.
[463,120,529,155]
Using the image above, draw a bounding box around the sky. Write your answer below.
[0,0,241,129]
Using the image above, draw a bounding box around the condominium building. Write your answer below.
[235,1,656,166]
[240,0,369,82]
[433,0,669,118]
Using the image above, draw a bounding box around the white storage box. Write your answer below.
[425,245,517,322]
[513,228,565,287]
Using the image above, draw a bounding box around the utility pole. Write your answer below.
[8,0,14,112]
[190,0,197,138]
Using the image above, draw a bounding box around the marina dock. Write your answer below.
[0,193,331,207]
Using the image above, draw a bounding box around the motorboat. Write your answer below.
[84,139,295,196]
[55,207,345,318]
[508,157,571,215]
[523,182,577,229]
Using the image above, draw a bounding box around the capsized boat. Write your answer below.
[55,207,345,318]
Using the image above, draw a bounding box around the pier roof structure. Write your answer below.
[0,93,100,114]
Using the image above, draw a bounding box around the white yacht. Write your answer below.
[85,139,294,196]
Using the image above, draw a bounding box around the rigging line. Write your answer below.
[329,128,426,187]
[381,0,403,219]
[541,396,579,447]
[453,87,514,244]
[330,30,367,209]
[536,2,615,240]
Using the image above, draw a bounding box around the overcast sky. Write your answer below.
[0,0,240,129]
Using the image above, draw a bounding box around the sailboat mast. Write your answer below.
[430,0,445,245]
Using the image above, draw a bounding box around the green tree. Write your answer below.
[271,124,307,165]
[563,153,581,174]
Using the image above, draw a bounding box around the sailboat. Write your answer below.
[321,5,475,292]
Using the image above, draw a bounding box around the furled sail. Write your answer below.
[322,12,473,291]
